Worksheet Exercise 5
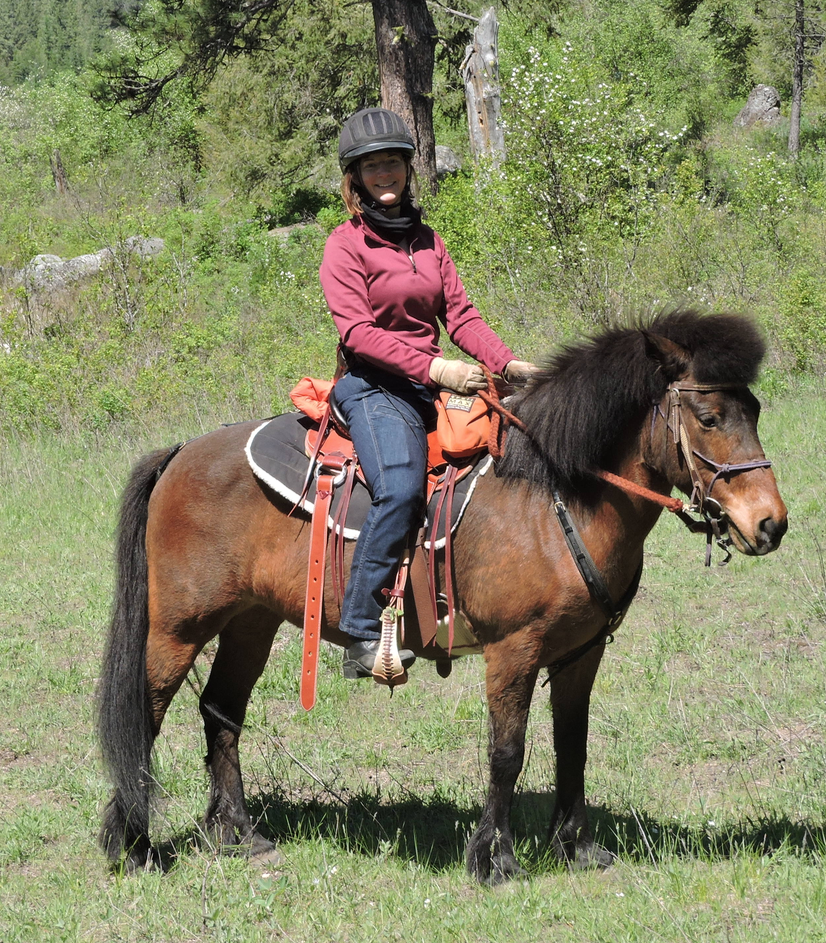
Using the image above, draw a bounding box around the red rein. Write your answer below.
[479,368,686,515]
[595,470,686,514]
[478,368,528,460]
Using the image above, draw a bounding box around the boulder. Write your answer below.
[734,85,782,129]
[436,145,463,179]
[15,237,164,296]
[123,235,165,258]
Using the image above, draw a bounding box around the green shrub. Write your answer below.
[257,187,342,228]
[776,266,826,372]
[420,171,482,273]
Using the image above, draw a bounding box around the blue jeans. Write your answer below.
[333,364,436,640]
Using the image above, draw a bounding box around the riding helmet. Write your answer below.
[338,108,415,171]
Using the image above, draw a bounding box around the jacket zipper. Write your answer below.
[363,221,418,272]
[402,236,417,273]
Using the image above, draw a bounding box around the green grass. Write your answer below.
[1,381,825,942]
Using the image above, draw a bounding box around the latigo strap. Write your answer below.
[300,472,336,711]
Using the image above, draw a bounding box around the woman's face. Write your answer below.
[358,151,407,207]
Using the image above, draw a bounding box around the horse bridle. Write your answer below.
[653,381,773,565]
[480,369,773,567]
[481,370,774,686]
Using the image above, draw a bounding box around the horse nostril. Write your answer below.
[759,515,787,547]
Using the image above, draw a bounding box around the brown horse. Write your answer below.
[98,308,787,882]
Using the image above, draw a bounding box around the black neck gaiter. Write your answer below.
[356,187,421,240]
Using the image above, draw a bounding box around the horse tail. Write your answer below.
[98,445,179,867]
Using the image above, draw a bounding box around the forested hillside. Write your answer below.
[0,0,126,84]
[1,0,825,436]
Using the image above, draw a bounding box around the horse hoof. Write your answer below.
[484,858,528,886]
[252,846,284,867]
[467,846,527,886]
[122,846,160,875]
[571,843,614,871]
[250,833,284,866]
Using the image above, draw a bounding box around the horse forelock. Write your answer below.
[647,308,766,386]
[498,308,766,493]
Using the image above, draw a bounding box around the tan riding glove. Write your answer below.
[429,357,487,394]
[503,360,539,383]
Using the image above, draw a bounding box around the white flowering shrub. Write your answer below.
[501,42,686,263]
[718,149,801,252]
[0,74,142,172]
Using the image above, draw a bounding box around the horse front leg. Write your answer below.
[466,641,539,885]
[199,607,282,862]
[548,644,614,869]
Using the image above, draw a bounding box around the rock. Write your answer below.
[123,235,165,258]
[18,254,73,292]
[436,145,463,179]
[14,237,164,295]
[734,85,782,129]
[268,224,310,241]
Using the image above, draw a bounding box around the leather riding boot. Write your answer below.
[342,639,416,679]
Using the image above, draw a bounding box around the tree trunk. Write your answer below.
[50,148,69,195]
[789,0,805,157]
[371,0,438,193]
[462,8,505,166]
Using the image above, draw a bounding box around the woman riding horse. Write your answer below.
[97,307,787,880]
[321,107,535,678]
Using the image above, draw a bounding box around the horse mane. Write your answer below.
[496,308,766,494]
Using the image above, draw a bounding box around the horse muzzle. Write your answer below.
[725,504,788,556]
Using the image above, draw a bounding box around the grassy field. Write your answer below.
[1,377,825,943]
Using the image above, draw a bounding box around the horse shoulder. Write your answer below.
[453,474,581,634]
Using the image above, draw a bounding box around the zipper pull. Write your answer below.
[400,236,417,273]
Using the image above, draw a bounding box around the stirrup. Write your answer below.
[372,605,409,688]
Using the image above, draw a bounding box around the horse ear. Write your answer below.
[642,330,691,381]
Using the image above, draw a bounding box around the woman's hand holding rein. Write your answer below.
[429,357,487,394]
[429,357,540,394]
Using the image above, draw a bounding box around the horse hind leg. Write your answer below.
[199,606,281,861]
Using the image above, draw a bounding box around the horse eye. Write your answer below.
[698,414,717,428]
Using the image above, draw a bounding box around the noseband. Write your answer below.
[652,382,773,565]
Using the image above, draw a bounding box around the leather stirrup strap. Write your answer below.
[301,472,335,711]
[330,460,358,606]
[409,529,438,647]
[295,404,333,512]
[427,463,460,653]
[428,476,451,635]
[442,463,459,654]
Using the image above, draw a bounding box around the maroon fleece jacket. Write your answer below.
[320,215,515,386]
